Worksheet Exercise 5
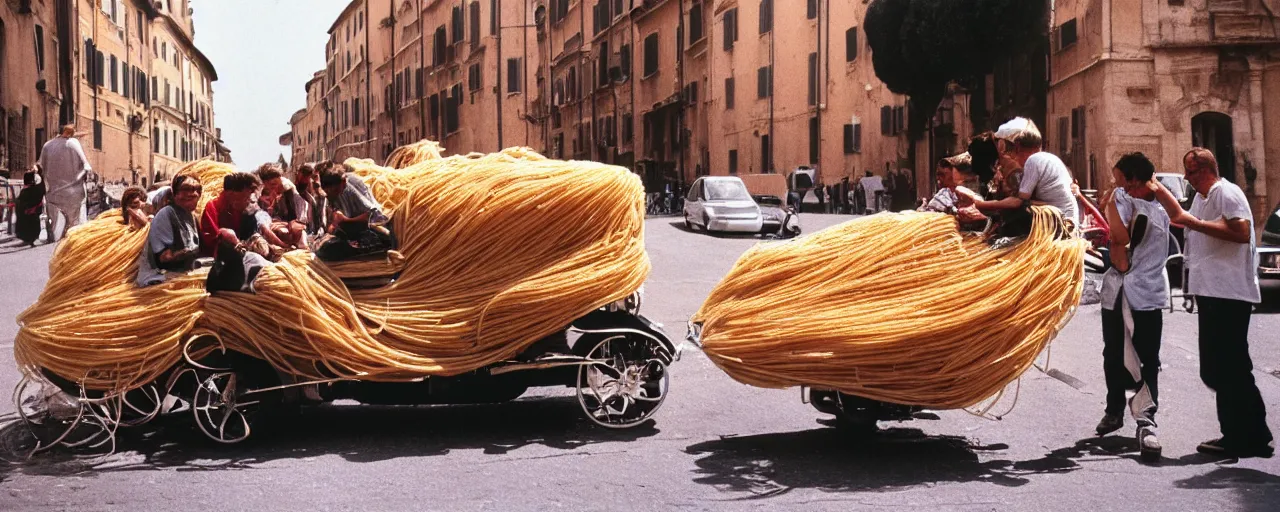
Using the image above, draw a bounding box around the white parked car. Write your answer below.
[683,176,764,233]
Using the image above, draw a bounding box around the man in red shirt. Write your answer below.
[199,172,262,258]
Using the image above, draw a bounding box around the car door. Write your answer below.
[685,178,704,224]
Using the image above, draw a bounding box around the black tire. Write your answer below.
[684,213,694,230]
[702,214,712,233]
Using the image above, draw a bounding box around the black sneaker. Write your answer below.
[1227,441,1275,459]
[1096,414,1124,436]
[1197,437,1228,455]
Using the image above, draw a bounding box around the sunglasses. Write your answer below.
[177,186,203,194]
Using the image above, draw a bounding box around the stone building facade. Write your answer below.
[289,70,328,166]
[1048,0,1280,218]
[72,0,224,185]
[0,0,71,179]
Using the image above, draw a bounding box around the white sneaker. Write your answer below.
[1138,424,1162,461]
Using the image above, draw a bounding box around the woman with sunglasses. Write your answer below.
[136,174,203,287]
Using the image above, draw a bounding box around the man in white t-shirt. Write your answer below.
[957,117,1079,225]
[858,171,884,214]
[1152,147,1272,458]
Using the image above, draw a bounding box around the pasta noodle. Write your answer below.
[14,146,649,393]
[691,207,1087,409]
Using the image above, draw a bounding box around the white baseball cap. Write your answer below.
[994,117,1033,140]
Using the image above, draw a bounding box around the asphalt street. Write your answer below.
[2,214,1280,511]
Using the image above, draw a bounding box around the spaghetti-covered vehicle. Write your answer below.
[12,142,678,448]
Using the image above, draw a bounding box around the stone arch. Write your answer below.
[1191,111,1235,184]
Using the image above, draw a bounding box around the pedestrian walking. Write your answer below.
[14,167,46,246]
[1096,152,1169,461]
[814,182,826,213]
[1152,147,1273,458]
[37,125,92,242]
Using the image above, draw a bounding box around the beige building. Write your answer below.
[0,0,68,178]
[1048,0,1280,219]
[73,0,223,185]
[323,0,382,162]
[289,70,328,165]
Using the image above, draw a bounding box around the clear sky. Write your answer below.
[192,0,349,168]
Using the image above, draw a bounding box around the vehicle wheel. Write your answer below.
[702,214,712,234]
[188,354,281,444]
[11,374,107,453]
[576,333,670,428]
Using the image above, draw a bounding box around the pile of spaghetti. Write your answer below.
[692,207,1087,410]
[14,143,649,393]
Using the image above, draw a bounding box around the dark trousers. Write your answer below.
[1101,293,1162,425]
[1197,296,1273,445]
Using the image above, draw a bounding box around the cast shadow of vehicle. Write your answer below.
[667,221,766,240]
[1176,467,1280,512]
[683,428,1235,498]
[0,396,657,481]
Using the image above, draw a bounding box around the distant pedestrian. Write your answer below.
[1152,148,1273,458]
[14,167,46,246]
[859,171,883,214]
[814,182,826,213]
[1096,153,1168,461]
[38,125,91,242]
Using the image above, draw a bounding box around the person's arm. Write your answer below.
[1182,216,1251,244]
[126,207,149,227]
[69,138,91,172]
[198,203,221,256]
[1105,197,1131,273]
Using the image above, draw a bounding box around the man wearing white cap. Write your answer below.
[958,117,1078,225]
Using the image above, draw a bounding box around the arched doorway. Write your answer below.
[1191,112,1236,183]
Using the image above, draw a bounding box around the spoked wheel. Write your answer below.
[12,375,109,453]
[191,371,257,444]
[576,333,670,428]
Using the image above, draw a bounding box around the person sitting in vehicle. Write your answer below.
[146,183,173,215]
[121,186,150,231]
[920,153,988,231]
[136,175,202,287]
[315,161,393,261]
[293,163,328,237]
[199,172,275,292]
[254,163,311,251]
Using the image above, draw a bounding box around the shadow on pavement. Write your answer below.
[666,221,763,239]
[684,428,1238,498]
[0,396,656,481]
[1176,467,1280,512]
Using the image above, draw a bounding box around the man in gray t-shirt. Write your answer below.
[957,117,1079,225]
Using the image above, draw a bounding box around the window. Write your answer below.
[622,113,633,143]
[689,2,704,43]
[643,33,659,78]
[470,2,481,48]
[161,42,167,62]
[33,25,45,73]
[353,98,361,126]
[846,27,858,61]
[759,0,772,34]
[880,105,891,135]
[809,118,819,163]
[136,10,144,38]
[93,120,103,150]
[434,26,447,65]
[416,68,424,98]
[507,58,522,93]
[722,8,738,51]
[452,6,465,44]
[724,78,735,109]
[598,41,610,86]
[728,149,738,175]
[153,127,160,152]
[757,66,771,98]
[761,135,771,172]
[469,63,482,91]
[491,0,499,35]
[110,55,119,93]
[843,123,862,153]
[807,52,817,106]
[447,84,462,132]
[619,44,631,80]
[1056,18,1078,52]
[807,0,817,19]
[123,65,131,98]
[152,76,158,102]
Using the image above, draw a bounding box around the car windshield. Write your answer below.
[1157,176,1187,201]
[704,180,752,201]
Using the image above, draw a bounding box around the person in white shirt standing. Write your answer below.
[1152,147,1273,458]
[1095,152,1169,462]
[37,124,92,242]
[957,117,1079,226]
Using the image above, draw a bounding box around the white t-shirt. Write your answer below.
[1185,179,1260,303]
[1100,188,1171,311]
[859,176,884,209]
[1019,152,1078,224]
